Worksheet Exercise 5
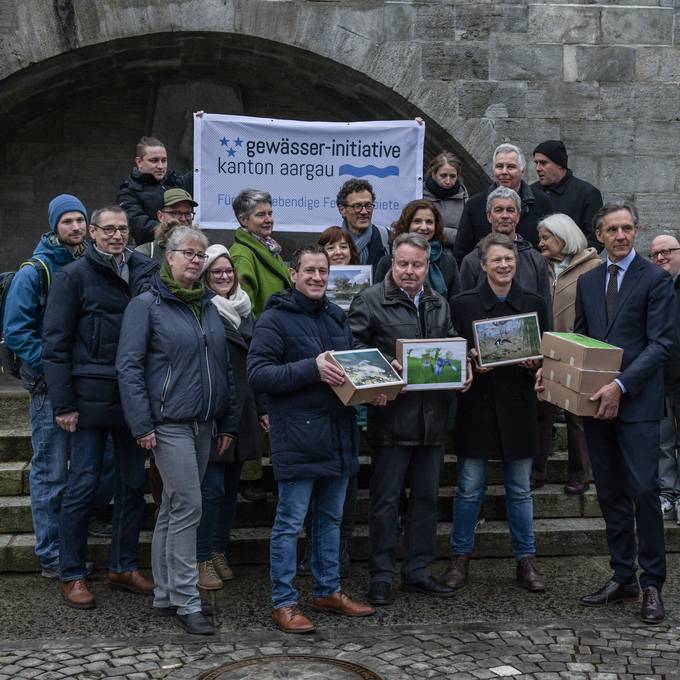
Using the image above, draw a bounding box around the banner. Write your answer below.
[193,114,425,232]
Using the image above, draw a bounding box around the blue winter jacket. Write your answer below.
[2,233,80,374]
[116,275,238,440]
[247,288,359,481]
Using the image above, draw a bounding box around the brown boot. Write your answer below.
[516,556,545,592]
[197,560,223,591]
[60,579,96,609]
[312,591,375,617]
[441,555,470,590]
[272,605,316,634]
[107,569,155,595]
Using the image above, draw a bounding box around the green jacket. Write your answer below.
[230,229,291,317]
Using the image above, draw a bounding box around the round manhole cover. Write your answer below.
[198,654,383,679]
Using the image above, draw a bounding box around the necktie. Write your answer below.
[606,263,619,322]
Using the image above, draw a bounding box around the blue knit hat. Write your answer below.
[47,194,88,232]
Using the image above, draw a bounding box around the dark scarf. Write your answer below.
[425,175,461,200]
[427,240,447,296]
[160,260,204,321]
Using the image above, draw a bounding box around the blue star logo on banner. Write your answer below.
[218,135,244,156]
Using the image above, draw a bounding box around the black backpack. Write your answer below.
[0,258,50,378]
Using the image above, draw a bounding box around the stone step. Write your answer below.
[0,387,30,431]
[3,518,680,572]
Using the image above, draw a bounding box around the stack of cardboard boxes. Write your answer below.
[539,332,624,416]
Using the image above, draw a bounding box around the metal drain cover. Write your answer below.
[199,654,383,679]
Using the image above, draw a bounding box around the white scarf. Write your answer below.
[210,284,252,329]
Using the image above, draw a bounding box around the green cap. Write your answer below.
[163,188,198,208]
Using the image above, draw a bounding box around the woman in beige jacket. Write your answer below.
[532,213,602,494]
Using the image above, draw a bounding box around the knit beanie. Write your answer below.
[47,194,88,232]
[201,243,231,276]
[533,140,568,169]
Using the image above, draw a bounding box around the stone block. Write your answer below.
[569,156,599,188]
[636,46,680,81]
[634,156,677,193]
[422,42,489,81]
[458,81,526,119]
[490,119,561,165]
[575,46,635,82]
[489,40,562,81]
[526,83,599,120]
[0,463,25,496]
[601,7,673,45]
[633,84,680,121]
[599,84,636,120]
[414,3,455,40]
[528,5,600,45]
[636,194,680,229]
[455,3,527,41]
[562,121,635,156]
[634,121,680,154]
[383,2,415,41]
[368,42,421,94]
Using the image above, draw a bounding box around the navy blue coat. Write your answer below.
[247,289,359,481]
[574,253,676,423]
[42,245,158,429]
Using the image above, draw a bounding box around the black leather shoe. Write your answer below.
[367,581,392,606]
[579,579,640,607]
[401,576,456,598]
[154,603,213,617]
[176,611,215,635]
[640,586,665,624]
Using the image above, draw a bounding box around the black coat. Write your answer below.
[348,273,457,446]
[664,277,680,398]
[450,280,550,461]
[453,181,552,264]
[531,171,602,248]
[247,289,359,481]
[117,168,193,245]
[42,246,158,429]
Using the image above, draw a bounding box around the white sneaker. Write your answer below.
[660,496,674,519]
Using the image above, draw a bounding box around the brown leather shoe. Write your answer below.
[516,556,545,592]
[441,555,470,590]
[272,605,316,633]
[312,591,375,617]
[107,569,154,595]
[60,579,96,609]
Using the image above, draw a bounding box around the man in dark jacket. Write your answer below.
[453,143,552,263]
[349,233,468,606]
[532,140,603,249]
[248,245,374,634]
[42,206,158,610]
[117,136,192,245]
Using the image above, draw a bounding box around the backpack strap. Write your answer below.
[19,258,50,307]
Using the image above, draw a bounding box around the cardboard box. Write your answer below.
[540,332,623,372]
[539,378,599,417]
[542,357,619,394]
[328,348,404,406]
[396,337,467,391]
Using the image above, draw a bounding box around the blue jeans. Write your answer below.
[451,457,535,560]
[196,460,243,562]
[59,427,147,581]
[28,391,69,569]
[270,476,349,609]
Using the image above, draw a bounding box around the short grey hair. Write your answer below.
[232,189,272,225]
[493,143,526,171]
[166,226,209,253]
[593,201,640,233]
[392,232,431,258]
[486,186,522,215]
[538,213,587,256]
[478,232,518,264]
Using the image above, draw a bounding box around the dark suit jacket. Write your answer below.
[574,253,676,422]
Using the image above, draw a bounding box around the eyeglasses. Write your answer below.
[209,268,234,278]
[171,249,208,262]
[345,202,374,213]
[92,224,129,237]
[649,248,680,260]
[163,210,195,219]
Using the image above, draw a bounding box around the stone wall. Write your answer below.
[0,0,678,268]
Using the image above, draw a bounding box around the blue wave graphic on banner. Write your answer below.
[339,164,400,178]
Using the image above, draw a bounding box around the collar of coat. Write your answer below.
[542,168,574,195]
[477,278,524,312]
[233,228,291,287]
[382,271,440,307]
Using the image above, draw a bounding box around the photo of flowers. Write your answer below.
[397,338,467,391]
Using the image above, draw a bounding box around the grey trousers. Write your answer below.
[151,422,211,615]
[659,395,680,500]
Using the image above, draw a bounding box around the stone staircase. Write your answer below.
[2,384,680,572]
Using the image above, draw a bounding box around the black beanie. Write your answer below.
[533,140,568,169]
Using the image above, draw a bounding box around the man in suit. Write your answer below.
[552,202,675,624]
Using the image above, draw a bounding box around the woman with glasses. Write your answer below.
[117,227,238,636]
[194,245,268,590]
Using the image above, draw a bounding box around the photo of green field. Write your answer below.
[406,348,462,385]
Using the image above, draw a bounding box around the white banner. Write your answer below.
[193,114,425,232]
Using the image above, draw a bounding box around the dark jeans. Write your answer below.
[196,460,243,562]
[59,427,147,581]
[369,445,444,583]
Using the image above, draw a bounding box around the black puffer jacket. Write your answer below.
[42,245,158,429]
[348,273,457,446]
[117,168,193,245]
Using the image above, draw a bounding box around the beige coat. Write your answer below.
[549,247,602,332]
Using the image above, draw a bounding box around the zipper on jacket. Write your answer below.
[160,365,172,414]
[203,332,213,422]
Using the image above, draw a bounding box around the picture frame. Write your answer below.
[396,337,467,391]
[326,265,373,310]
[328,348,404,406]
[472,312,542,368]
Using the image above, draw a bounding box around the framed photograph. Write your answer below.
[326,265,373,310]
[472,312,542,368]
[328,348,404,406]
[396,338,467,391]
